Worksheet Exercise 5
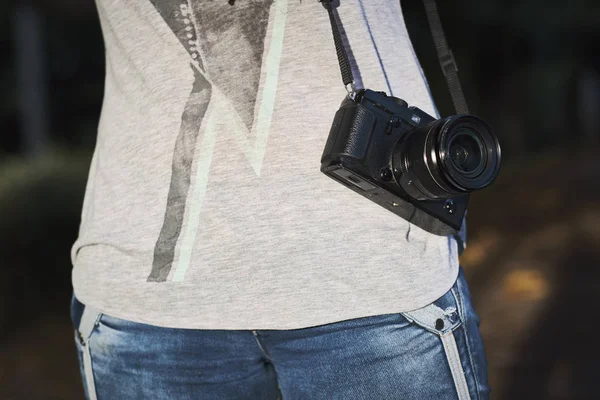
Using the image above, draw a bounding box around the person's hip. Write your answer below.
[71,267,489,399]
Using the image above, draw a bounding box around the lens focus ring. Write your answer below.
[392,115,501,200]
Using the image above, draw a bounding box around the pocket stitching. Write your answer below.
[77,315,102,345]
[400,302,461,336]
[455,272,486,400]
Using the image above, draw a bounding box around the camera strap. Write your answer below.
[319,0,469,114]
[320,0,356,94]
[421,0,469,114]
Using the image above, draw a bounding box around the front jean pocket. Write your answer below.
[400,278,462,336]
[400,269,490,400]
[73,299,103,400]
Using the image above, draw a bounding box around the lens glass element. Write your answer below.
[392,115,501,200]
[448,129,484,174]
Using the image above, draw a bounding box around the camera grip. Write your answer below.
[321,103,376,165]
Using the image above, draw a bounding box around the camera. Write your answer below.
[321,89,501,235]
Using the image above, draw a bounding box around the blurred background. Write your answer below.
[0,0,598,399]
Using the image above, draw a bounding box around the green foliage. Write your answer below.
[0,148,92,333]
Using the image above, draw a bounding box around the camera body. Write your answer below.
[321,89,500,235]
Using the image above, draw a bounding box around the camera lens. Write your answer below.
[392,115,501,200]
[447,128,484,175]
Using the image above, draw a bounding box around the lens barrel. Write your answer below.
[392,115,501,200]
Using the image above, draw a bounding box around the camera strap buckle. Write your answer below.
[345,82,357,97]
[440,50,458,77]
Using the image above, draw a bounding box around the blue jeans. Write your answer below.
[72,267,489,399]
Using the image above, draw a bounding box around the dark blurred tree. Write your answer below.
[0,150,90,338]
[1,0,103,157]
[0,1,19,155]
[403,0,600,162]
[27,0,97,18]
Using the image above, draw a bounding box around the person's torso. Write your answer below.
[71,0,459,329]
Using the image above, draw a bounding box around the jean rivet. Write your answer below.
[435,319,445,330]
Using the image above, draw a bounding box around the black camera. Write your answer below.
[321,89,501,235]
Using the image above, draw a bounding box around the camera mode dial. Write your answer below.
[390,97,408,108]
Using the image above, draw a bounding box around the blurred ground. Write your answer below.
[463,145,600,399]
[0,144,599,399]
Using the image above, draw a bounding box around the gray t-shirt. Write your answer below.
[71,0,460,330]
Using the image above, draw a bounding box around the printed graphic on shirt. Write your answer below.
[146,0,287,282]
